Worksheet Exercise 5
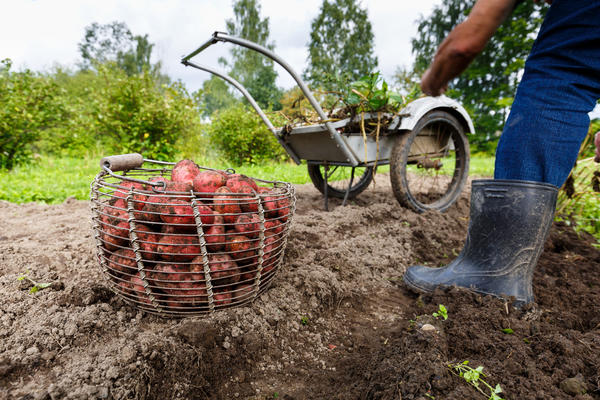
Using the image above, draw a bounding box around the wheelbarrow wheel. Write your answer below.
[390,110,470,213]
[307,164,375,199]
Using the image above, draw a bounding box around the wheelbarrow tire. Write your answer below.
[307,164,375,199]
[390,110,470,213]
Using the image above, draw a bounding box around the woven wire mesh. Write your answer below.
[90,159,296,317]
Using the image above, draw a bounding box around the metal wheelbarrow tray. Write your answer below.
[182,32,475,213]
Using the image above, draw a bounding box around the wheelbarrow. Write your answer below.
[182,32,474,213]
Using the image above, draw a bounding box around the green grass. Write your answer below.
[0,153,495,205]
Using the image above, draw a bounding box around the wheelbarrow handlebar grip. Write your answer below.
[100,153,144,172]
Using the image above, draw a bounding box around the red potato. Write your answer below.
[212,290,232,306]
[260,190,280,218]
[159,198,195,226]
[134,224,159,260]
[226,174,258,191]
[204,214,226,252]
[136,194,164,223]
[264,219,284,237]
[171,159,200,185]
[262,233,280,273]
[225,234,258,265]
[107,248,137,274]
[157,234,201,262]
[160,198,216,227]
[278,196,291,222]
[233,283,255,302]
[99,209,130,250]
[233,213,261,238]
[151,264,206,306]
[129,274,153,305]
[192,254,240,285]
[193,170,227,197]
[165,181,194,194]
[238,185,259,213]
[112,181,147,208]
[173,273,207,306]
[239,268,257,283]
[213,187,242,224]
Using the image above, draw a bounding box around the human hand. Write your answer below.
[594,131,600,163]
[420,68,448,97]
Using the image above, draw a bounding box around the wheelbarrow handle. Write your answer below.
[181,31,360,166]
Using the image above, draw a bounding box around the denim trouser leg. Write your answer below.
[494,0,600,188]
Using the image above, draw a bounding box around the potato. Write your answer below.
[213,290,232,306]
[262,233,280,274]
[157,234,201,262]
[192,253,240,285]
[171,159,200,185]
[213,186,242,224]
[278,196,291,222]
[99,208,130,250]
[112,180,147,211]
[159,196,215,230]
[226,173,258,192]
[260,191,280,219]
[204,214,226,252]
[173,273,207,306]
[225,234,258,265]
[233,213,261,238]
[129,274,153,305]
[107,248,137,274]
[264,219,284,237]
[165,181,194,193]
[134,224,159,260]
[233,283,255,302]
[238,185,259,213]
[193,170,227,197]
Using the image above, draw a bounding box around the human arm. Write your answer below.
[421,0,519,96]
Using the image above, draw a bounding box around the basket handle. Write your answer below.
[100,153,144,172]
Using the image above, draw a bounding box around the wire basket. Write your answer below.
[90,154,296,317]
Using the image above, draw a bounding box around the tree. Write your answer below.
[411,1,547,150]
[225,0,282,110]
[194,75,239,117]
[78,21,163,78]
[304,0,378,90]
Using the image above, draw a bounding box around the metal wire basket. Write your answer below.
[90,153,296,317]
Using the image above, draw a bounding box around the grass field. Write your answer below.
[0,154,496,204]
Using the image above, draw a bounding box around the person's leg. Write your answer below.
[495,0,600,188]
[404,0,600,306]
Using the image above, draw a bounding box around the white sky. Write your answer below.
[0,0,442,93]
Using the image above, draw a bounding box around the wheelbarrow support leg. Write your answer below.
[342,167,356,207]
[323,165,329,211]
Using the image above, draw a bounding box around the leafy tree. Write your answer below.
[304,0,378,90]
[411,1,547,150]
[0,59,62,169]
[194,75,239,117]
[225,0,282,110]
[78,21,164,78]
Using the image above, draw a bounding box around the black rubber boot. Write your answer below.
[403,179,558,306]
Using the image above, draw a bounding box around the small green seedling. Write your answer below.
[449,361,505,400]
[17,273,52,294]
[501,328,514,334]
[432,304,448,321]
[300,316,309,326]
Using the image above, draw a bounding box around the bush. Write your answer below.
[92,64,201,160]
[207,103,288,165]
[0,59,63,169]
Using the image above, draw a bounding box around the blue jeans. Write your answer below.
[494,0,600,188]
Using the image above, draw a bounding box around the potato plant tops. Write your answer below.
[90,156,296,318]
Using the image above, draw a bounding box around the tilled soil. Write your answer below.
[1,176,599,400]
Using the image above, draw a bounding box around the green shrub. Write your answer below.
[207,103,288,165]
[92,64,201,160]
[0,59,63,169]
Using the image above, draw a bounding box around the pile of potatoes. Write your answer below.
[94,159,293,313]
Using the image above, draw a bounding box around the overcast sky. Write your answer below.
[0,0,442,93]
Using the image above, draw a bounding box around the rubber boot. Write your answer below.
[403,179,558,306]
